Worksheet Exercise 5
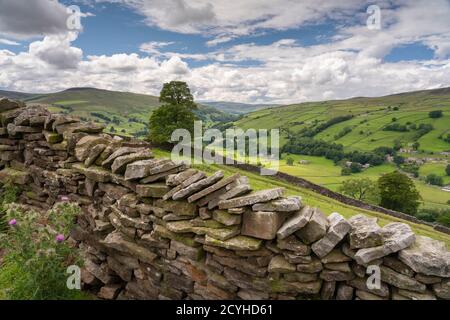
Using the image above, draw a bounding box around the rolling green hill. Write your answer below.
[233,87,450,210]
[0,87,236,137]
[200,101,279,115]
[235,87,450,152]
[0,89,39,100]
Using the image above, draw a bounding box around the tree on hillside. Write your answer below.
[446,164,450,176]
[426,174,444,186]
[159,81,197,108]
[428,110,443,118]
[378,171,420,215]
[149,81,197,144]
[338,178,380,204]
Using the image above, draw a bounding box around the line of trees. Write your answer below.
[282,137,385,166]
[339,172,420,215]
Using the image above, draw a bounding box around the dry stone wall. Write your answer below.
[1,99,449,300]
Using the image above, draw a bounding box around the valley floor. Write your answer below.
[277,154,450,210]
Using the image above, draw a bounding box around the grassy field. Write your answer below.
[153,148,450,247]
[279,154,450,209]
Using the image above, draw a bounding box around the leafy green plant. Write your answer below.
[428,110,443,118]
[286,157,294,166]
[416,208,450,228]
[0,202,86,300]
[378,171,421,215]
[338,178,380,204]
[0,183,20,233]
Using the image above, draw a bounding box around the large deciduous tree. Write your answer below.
[338,178,380,204]
[149,81,197,144]
[378,171,420,215]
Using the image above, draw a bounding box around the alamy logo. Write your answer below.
[67,5,82,31]
[66,265,81,290]
[367,5,381,30]
[366,265,381,290]
[171,121,280,175]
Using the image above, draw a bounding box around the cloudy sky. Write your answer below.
[0,0,450,103]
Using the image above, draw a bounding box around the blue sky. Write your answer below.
[0,0,450,103]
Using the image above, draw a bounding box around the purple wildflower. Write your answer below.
[55,234,65,242]
[8,219,17,226]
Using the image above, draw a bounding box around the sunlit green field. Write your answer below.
[279,154,450,209]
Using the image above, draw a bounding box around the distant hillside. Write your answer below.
[235,86,450,153]
[232,87,450,211]
[0,89,40,101]
[0,87,236,137]
[200,101,279,115]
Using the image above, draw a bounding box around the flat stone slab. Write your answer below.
[163,171,206,200]
[397,289,437,300]
[111,206,151,230]
[398,235,450,278]
[172,171,224,200]
[277,235,310,255]
[136,183,171,198]
[196,187,228,207]
[111,150,153,174]
[124,159,169,180]
[0,98,22,112]
[187,173,240,203]
[295,207,328,244]
[85,144,106,167]
[432,279,450,299]
[252,196,301,212]
[347,276,389,298]
[208,184,252,209]
[75,135,110,161]
[165,220,240,241]
[0,167,30,185]
[268,255,296,273]
[166,169,198,186]
[355,222,415,265]
[311,212,351,258]
[140,165,185,184]
[380,266,426,293]
[218,188,285,209]
[213,209,242,226]
[154,199,198,216]
[102,147,145,168]
[204,235,262,251]
[100,231,157,264]
[241,211,287,240]
[276,206,313,239]
[43,130,63,144]
[348,214,383,249]
[148,160,183,176]
[72,163,111,183]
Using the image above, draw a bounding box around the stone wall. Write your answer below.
[1,99,449,300]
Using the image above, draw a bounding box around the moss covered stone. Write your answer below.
[204,235,262,251]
